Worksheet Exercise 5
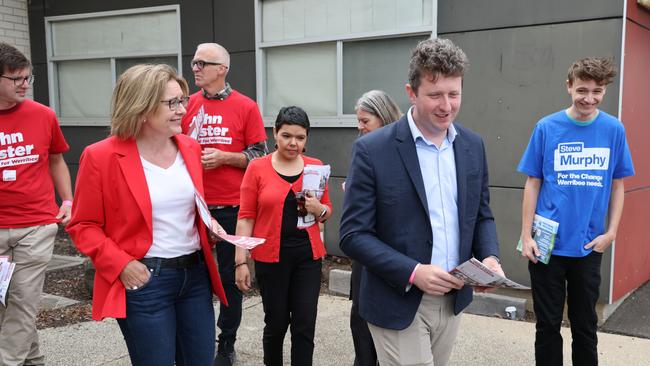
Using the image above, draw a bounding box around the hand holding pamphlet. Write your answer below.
[194,190,265,250]
[517,214,559,264]
[297,164,331,229]
[450,258,530,290]
[0,256,16,306]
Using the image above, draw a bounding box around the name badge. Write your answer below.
[2,170,16,182]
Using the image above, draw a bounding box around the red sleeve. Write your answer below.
[238,159,260,220]
[48,113,69,154]
[66,147,134,284]
[321,178,332,213]
[243,102,267,146]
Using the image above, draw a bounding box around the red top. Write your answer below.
[66,135,227,320]
[181,90,267,205]
[0,100,69,228]
[238,154,332,263]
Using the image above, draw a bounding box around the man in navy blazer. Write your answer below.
[340,38,503,366]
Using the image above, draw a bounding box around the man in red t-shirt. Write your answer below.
[182,43,267,366]
[0,43,73,366]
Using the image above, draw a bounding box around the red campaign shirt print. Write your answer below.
[181,90,266,206]
[0,100,69,228]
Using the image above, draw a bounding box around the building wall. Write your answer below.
[612,0,650,301]
[320,1,627,301]
[1,0,31,98]
[27,0,258,184]
[0,0,30,56]
[27,0,647,303]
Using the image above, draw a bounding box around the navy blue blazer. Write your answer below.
[339,116,499,330]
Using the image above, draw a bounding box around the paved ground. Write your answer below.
[602,281,650,338]
[39,294,650,366]
[37,255,650,365]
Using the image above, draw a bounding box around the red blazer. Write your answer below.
[67,134,227,320]
[238,154,332,262]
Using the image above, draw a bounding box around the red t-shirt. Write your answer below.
[181,90,267,205]
[0,100,69,228]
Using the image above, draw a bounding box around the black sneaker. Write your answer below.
[214,350,236,366]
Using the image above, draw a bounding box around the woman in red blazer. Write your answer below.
[67,64,227,366]
[234,106,333,365]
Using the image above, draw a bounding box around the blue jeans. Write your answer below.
[116,257,216,366]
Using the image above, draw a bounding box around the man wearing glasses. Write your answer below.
[0,43,73,366]
[182,42,267,366]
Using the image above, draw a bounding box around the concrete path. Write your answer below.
[47,254,85,271]
[40,254,85,310]
[39,294,650,366]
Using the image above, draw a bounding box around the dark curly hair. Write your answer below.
[567,57,617,86]
[408,38,468,94]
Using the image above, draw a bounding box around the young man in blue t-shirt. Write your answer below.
[518,58,635,366]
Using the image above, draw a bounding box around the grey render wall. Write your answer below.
[28,0,625,300]
[433,0,623,298]
[322,1,624,302]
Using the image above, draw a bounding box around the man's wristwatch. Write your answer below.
[487,255,501,264]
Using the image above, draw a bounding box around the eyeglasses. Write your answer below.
[1,75,34,86]
[190,60,227,70]
[160,96,190,111]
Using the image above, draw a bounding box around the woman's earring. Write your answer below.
[274,143,278,150]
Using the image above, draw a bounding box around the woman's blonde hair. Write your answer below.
[110,64,189,139]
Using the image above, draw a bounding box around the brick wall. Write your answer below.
[0,0,32,98]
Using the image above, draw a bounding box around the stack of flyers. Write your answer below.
[517,214,559,264]
[194,190,266,250]
[297,164,331,229]
[0,256,16,306]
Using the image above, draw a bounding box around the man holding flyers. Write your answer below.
[518,57,634,366]
[182,42,267,366]
[340,38,503,366]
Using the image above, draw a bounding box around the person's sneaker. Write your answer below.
[214,350,236,366]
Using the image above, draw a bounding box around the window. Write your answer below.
[256,0,436,126]
[45,6,182,125]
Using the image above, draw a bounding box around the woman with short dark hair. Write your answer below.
[234,106,332,365]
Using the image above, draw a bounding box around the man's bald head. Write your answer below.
[197,43,230,69]
[192,43,230,92]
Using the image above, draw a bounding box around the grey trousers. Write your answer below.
[368,294,462,366]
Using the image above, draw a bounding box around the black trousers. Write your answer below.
[255,244,322,366]
[529,251,603,366]
[210,207,243,354]
[350,261,378,366]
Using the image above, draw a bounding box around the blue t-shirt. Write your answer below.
[518,110,635,257]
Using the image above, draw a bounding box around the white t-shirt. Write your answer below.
[141,152,200,258]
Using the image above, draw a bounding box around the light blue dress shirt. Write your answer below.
[407,108,460,271]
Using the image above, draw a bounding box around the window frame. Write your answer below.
[44,5,183,126]
[254,0,437,127]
